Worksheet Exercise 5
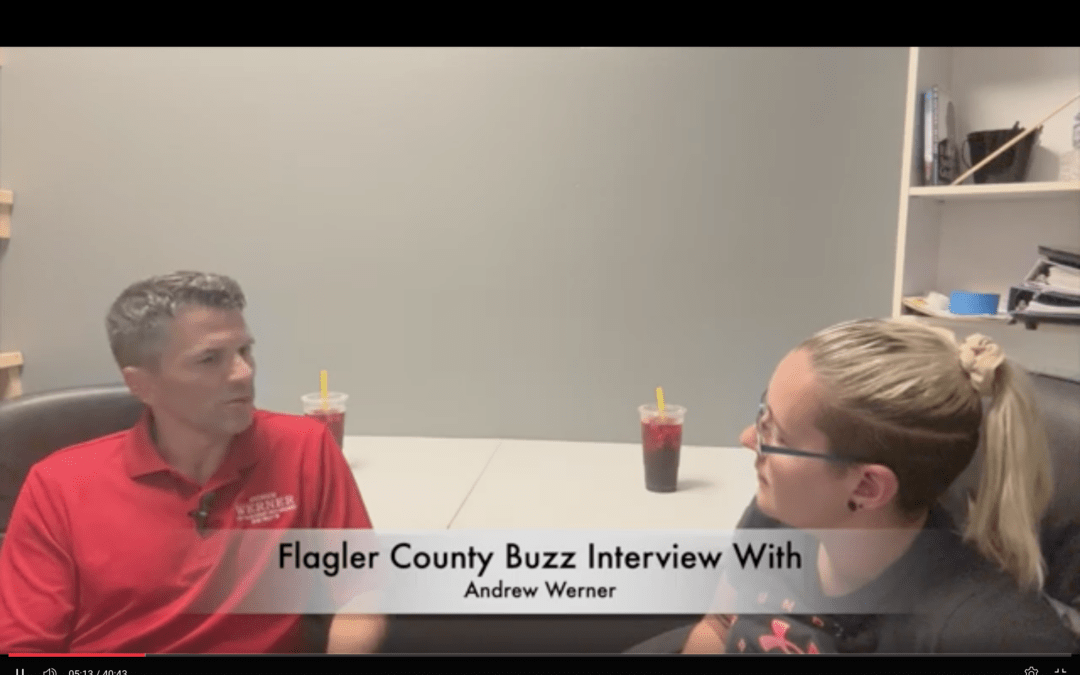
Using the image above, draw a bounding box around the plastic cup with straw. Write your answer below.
[302,370,348,450]
[638,386,686,493]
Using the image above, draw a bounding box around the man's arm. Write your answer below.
[0,469,76,652]
[315,427,387,653]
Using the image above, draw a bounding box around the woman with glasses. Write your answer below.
[673,318,1078,654]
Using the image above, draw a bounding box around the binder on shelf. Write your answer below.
[922,89,933,185]
[1007,246,1080,329]
[931,86,958,185]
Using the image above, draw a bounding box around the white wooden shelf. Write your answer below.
[892,47,1080,382]
[908,181,1080,202]
[0,189,11,239]
[900,311,1076,333]
[0,351,23,400]
[901,297,1010,322]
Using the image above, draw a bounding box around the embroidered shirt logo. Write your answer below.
[235,491,297,525]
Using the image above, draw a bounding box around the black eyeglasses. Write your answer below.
[754,391,853,463]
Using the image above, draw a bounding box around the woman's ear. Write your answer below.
[850,464,900,511]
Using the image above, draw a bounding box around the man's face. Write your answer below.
[126,305,256,442]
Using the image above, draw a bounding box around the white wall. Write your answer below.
[0,47,909,443]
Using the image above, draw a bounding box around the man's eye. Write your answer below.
[201,354,218,364]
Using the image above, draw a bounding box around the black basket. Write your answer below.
[962,123,1040,184]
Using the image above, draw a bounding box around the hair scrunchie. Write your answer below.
[958,334,1005,397]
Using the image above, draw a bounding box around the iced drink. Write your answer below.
[638,403,686,492]
[302,392,348,450]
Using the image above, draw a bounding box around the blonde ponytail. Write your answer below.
[801,320,1054,594]
[963,357,1053,592]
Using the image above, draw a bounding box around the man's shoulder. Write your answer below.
[249,410,341,470]
[29,430,129,478]
[251,410,329,443]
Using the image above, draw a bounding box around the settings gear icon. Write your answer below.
[1025,668,1038,675]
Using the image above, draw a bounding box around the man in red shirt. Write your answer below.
[0,271,386,653]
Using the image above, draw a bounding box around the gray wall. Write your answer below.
[0,47,908,445]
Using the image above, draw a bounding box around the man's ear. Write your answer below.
[122,366,154,406]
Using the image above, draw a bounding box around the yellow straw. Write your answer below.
[656,387,665,420]
[320,370,329,411]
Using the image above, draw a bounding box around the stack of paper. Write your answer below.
[1038,264,1080,292]
[1007,246,1080,327]
[1025,299,1080,315]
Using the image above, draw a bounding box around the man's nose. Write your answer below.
[231,353,254,381]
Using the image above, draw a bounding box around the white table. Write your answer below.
[343,436,759,530]
[342,436,500,529]
[450,439,758,529]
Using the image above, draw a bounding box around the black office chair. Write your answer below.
[941,372,1080,615]
[0,383,144,545]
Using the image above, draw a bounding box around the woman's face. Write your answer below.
[738,348,861,529]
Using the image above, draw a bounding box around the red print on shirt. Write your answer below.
[758,619,819,654]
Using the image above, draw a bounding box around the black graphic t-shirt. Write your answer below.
[719,500,1080,654]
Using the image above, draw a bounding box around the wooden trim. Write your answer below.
[892,47,921,318]
[0,351,23,400]
[0,189,11,239]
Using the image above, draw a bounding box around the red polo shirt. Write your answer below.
[0,408,373,653]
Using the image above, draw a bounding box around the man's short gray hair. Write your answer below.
[106,271,247,370]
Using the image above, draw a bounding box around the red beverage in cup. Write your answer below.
[306,409,346,450]
[638,404,686,493]
[302,392,348,452]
